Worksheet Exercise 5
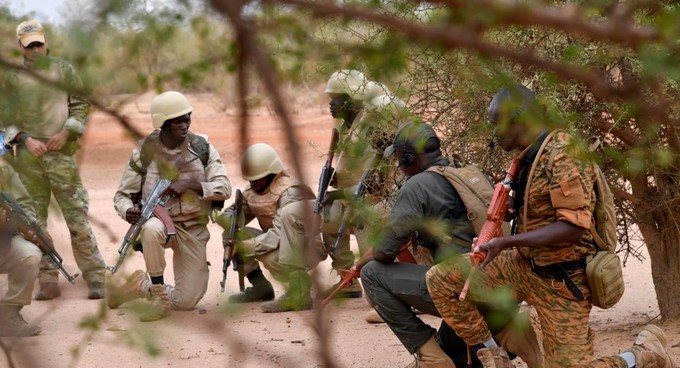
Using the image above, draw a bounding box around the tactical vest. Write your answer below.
[243,171,299,231]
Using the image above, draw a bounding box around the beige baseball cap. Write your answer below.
[16,20,46,47]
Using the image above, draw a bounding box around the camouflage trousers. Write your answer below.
[426,249,628,368]
[13,148,105,285]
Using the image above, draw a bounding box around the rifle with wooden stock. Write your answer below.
[0,191,79,283]
[322,240,417,306]
[221,189,244,292]
[314,128,340,215]
[459,158,520,300]
[108,178,175,274]
[329,154,382,255]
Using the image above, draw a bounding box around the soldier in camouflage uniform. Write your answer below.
[2,20,106,300]
[320,70,409,302]
[426,85,676,368]
[0,158,43,336]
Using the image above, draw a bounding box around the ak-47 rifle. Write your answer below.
[0,192,79,283]
[329,154,381,255]
[220,189,244,293]
[323,240,417,307]
[107,178,175,274]
[459,158,520,300]
[314,128,340,215]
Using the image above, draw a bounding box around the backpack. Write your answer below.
[427,160,508,236]
[526,129,623,309]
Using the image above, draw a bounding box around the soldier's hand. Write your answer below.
[321,190,344,208]
[24,229,39,244]
[125,207,142,224]
[24,137,48,157]
[166,179,202,198]
[476,237,507,268]
[46,129,70,151]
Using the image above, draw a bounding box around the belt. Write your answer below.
[530,258,587,301]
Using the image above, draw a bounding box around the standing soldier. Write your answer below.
[2,20,106,300]
[109,91,231,321]
[426,85,675,368]
[0,158,44,336]
[217,143,326,313]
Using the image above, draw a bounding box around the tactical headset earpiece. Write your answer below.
[399,153,414,167]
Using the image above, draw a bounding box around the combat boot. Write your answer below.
[477,346,511,368]
[228,269,275,303]
[0,305,42,337]
[139,284,170,322]
[364,309,384,324]
[323,276,362,299]
[629,324,675,368]
[261,270,312,313]
[407,335,454,368]
[35,282,61,300]
[88,281,106,300]
[107,270,148,309]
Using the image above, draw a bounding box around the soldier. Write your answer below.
[320,69,409,303]
[0,158,43,336]
[109,91,231,322]
[426,85,675,368]
[2,20,106,300]
[360,121,541,368]
[216,143,325,313]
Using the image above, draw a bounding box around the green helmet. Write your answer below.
[150,91,193,129]
[241,143,284,181]
[324,69,367,99]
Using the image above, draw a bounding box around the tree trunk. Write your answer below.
[635,208,680,320]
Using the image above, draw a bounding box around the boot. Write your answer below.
[477,346,511,368]
[323,276,362,299]
[409,335,454,368]
[0,305,42,337]
[88,281,105,300]
[494,311,542,368]
[364,309,385,324]
[35,282,61,300]
[228,269,275,303]
[139,284,170,322]
[107,270,148,309]
[261,270,312,313]
[629,324,675,368]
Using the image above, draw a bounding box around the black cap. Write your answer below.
[384,121,440,158]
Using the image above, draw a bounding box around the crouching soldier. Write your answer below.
[217,143,326,313]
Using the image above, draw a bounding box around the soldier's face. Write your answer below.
[491,116,524,151]
[20,40,48,60]
[165,114,191,140]
[329,94,353,119]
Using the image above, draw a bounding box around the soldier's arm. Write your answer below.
[61,60,89,138]
[201,144,231,200]
[113,148,143,220]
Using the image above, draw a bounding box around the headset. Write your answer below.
[399,152,415,167]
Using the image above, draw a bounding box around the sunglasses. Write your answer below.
[25,42,45,49]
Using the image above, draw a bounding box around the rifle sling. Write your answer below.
[153,206,176,236]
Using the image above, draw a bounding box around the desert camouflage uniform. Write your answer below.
[427,131,627,367]
[219,171,324,282]
[2,56,105,285]
[0,161,42,307]
[114,133,231,310]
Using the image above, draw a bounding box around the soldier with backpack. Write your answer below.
[108,91,231,322]
[426,85,675,368]
[360,121,541,368]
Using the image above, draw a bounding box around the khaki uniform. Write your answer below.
[0,162,42,306]
[2,56,105,286]
[114,133,230,310]
[426,131,627,367]
[221,171,324,282]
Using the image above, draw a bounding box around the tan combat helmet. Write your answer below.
[241,143,284,181]
[150,91,193,128]
[324,69,368,100]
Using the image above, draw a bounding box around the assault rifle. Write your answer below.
[107,178,175,274]
[329,154,381,255]
[323,240,417,306]
[314,128,340,215]
[0,192,79,283]
[459,158,520,300]
[221,189,244,292]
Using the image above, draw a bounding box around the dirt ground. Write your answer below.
[1,93,679,368]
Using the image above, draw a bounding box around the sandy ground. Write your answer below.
[1,93,679,368]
